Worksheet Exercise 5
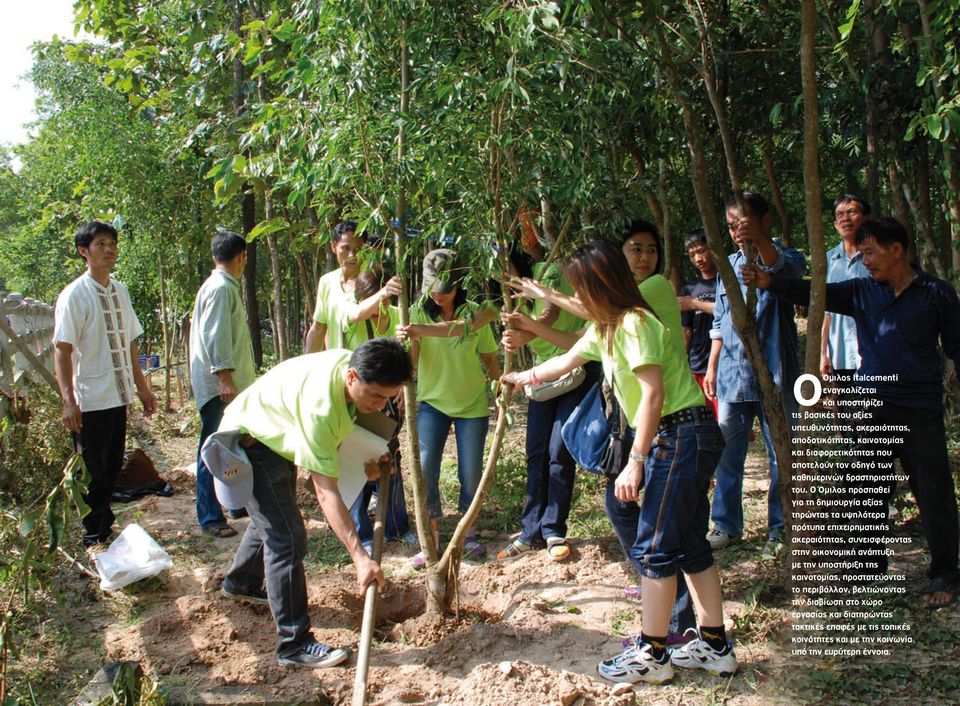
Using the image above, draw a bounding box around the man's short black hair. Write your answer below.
[75,221,118,257]
[211,230,247,264]
[725,191,770,218]
[349,338,413,387]
[855,217,909,250]
[684,229,708,251]
[333,220,366,243]
[833,194,872,216]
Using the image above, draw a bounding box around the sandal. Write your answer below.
[922,576,958,608]
[204,522,237,539]
[496,539,531,560]
[546,537,571,562]
[463,537,487,560]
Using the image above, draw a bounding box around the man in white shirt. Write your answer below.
[53,221,156,548]
[189,231,256,537]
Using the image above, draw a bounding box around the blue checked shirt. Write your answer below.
[710,243,805,403]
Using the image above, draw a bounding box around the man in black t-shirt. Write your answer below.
[678,230,718,415]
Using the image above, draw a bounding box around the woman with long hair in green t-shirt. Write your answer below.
[503,239,736,685]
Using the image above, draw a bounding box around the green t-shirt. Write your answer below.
[638,275,686,358]
[336,302,400,351]
[219,350,356,477]
[570,310,704,427]
[411,300,498,418]
[527,262,586,365]
[312,268,355,350]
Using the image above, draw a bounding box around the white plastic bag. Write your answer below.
[95,523,173,591]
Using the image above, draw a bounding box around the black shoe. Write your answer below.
[226,508,248,520]
[220,584,269,605]
[277,641,350,668]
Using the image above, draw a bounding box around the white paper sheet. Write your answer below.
[336,426,390,508]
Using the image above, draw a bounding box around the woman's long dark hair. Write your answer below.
[421,278,468,320]
[563,239,657,353]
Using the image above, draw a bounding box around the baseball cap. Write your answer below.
[421,248,463,295]
[200,431,254,509]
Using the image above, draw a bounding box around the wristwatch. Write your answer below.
[629,451,647,464]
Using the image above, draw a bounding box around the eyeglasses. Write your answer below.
[835,208,862,219]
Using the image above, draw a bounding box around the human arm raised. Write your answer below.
[505,276,590,320]
[500,347,589,388]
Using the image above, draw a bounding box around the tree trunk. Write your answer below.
[389,26,445,613]
[644,1,794,582]
[900,158,946,277]
[800,0,826,377]
[295,252,316,335]
[762,131,791,245]
[917,0,960,270]
[263,194,288,361]
[241,188,262,367]
[158,250,172,412]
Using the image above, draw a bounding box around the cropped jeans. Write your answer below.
[604,418,724,633]
[417,402,489,521]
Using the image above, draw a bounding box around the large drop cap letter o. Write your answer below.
[794,373,821,407]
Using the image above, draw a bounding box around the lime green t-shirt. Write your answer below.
[219,350,355,477]
[527,262,586,365]
[336,303,400,351]
[638,275,686,357]
[411,300,498,418]
[570,310,704,427]
[312,268,355,349]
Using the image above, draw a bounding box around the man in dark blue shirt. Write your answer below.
[746,217,960,606]
[679,230,718,417]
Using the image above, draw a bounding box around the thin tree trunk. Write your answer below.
[263,194,288,361]
[917,0,960,270]
[640,0,794,582]
[762,130,791,245]
[800,0,826,377]
[389,26,444,613]
[295,252,315,332]
[900,159,946,277]
[158,250,172,412]
[241,189,262,367]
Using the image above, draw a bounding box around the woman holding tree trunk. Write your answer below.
[399,248,501,567]
[502,239,736,685]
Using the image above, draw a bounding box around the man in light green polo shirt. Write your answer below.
[217,338,413,668]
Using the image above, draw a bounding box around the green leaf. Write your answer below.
[838,0,861,41]
[248,216,287,240]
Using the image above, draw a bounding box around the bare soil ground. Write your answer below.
[24,397,960,705]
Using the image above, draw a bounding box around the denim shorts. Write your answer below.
[631,419,725,578]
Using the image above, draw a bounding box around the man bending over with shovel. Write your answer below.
[205,338,413,667]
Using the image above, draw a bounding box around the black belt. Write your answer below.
[658,406,714,432]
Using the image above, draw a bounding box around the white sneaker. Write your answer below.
[597,640,674,684]
[669,637,738,677]
[706,528,737,550]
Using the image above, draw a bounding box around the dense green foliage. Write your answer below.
[0,0,955,352]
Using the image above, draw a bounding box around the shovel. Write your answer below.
[351,468,390,706]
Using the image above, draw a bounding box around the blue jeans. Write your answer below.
[603,419,722,632]
[418,402,489,520]
[519,365,599,545]
[712,399,791,538]
[222,443,312,657]
[196,396,228,529]
[350,468,412,543]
